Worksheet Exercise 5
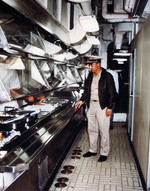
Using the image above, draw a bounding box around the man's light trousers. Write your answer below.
[87,102,110,156]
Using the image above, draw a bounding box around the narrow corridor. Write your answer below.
[48,123,143,191]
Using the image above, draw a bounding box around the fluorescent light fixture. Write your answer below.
[114,52,132,56]
[79,15,99,32]
[118,61,124,64]
[113,58,127,62]
[87,36,101,45]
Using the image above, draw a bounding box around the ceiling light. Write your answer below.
[79,15,99,32]
[114,52,132,56]
[113,58,127,62]
[118,61,124,64]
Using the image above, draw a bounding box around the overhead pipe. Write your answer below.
[102,0,129,20]
[56,0,62,22]
[72,39,92,54]
[124,0,136,13]
[69,1,94,44]
[114,22,134,49]
[80,1,92,15]
[69,20,86,44]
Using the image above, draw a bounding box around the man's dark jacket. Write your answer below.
[80,68,116,109]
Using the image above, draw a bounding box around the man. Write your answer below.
[75,56,116,162]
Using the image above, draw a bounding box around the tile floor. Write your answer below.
[48,123,144,191]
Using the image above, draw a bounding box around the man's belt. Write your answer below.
[91,100,99,102]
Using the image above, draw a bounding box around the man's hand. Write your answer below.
[75,100,83,109]
[106,108,112,117]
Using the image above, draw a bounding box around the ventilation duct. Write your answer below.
[114,23,133,49]
[87,36,100,45]
[124,0,136,13]
[80,1,92,15]
[72,39,92,54]
[102,0,129,20]
[114,0,126,13]
[79,15,99,32]
[52,51,78,62]
[69,20,86,44]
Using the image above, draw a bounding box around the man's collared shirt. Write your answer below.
[90,72,101,101]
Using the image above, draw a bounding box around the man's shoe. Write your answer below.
[83,151,97,157]
[98,155,107,162]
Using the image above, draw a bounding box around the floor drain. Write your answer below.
[71,156,80,159]
[55,182,67,188]
[63,165,75,170]
[61,169,72,174]
[73,149,82,152]
[57,177,69,183]
[72,152,81,155]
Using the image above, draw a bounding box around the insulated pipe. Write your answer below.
[80,1,92,15]
[56,0,62,22]
[102,0,129,20]
[114,23,134,49]
[69,20,86,44]
[124,0,136,13]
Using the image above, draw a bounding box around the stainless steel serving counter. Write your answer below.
[0,97,85,191]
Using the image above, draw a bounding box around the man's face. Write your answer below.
[88,62,100,73]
